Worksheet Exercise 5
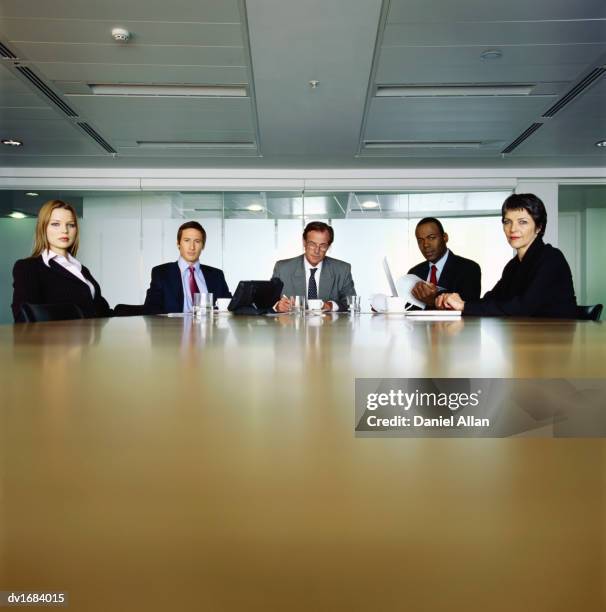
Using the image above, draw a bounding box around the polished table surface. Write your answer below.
[1,314,605,611]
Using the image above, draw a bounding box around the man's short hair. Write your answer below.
[177,221,206,246]
[501,193,547,238]
[303,221,334,245]
[416,217,445,235]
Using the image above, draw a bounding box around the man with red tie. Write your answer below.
[143,221,231,314]
[408,217,481,309]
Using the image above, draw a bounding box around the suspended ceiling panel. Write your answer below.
[245,0,383,158]
[0,0,259,163]
[0,0,605,168]
[376,44,606,84]
[0,0,241,22]
[386,0,606,22]
[512,79,606,156]
[359,0,606,164]
[381,21,606,47]
[365,97,555,139]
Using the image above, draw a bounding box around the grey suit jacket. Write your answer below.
[271,254,355,311]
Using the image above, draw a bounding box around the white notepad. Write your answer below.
[405,310,461,317]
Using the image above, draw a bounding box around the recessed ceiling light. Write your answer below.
[9,211,26,219]
[364,140,483,149]
[137,141,255,149]
[25,192,39,197]
[247,204,264,212]
[376,84,533,97]
[2,138,23,146]
[362,200,379,209]
[595,140,606,148]
[87,84,248,97]
[481,49,503,60]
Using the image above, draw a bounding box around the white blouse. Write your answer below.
[42,250,96,298]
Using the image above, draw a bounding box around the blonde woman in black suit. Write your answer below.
[11,199,112,322]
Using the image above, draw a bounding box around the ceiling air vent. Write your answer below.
[0,41,17,59]
[77,123,117,154]
[541,66,606,117]
[15,66,78,117]
[501,123,543,154]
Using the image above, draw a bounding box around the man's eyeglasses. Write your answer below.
[305,240,330,252]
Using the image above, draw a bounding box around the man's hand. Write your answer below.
[275,296,293,313]
[435,292,465,311]
[322,301,332,311]
[411,281,438,307]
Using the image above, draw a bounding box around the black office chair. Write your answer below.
[20,302,84,323]
[576,304,603,321]
[114,304,145,317]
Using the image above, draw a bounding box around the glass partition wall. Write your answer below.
[558,184,606,309]
[0,188,514,323]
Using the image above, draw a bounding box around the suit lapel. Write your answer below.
[171,262,184,310]
[438,251,456,288]
[200,265,214,294]
[318,257,334,298]
[416,261,430,281]
[81,265,99,296]
[48,259,88,288]
[293,255,307,296]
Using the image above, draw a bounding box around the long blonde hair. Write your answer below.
[31,199,80,257]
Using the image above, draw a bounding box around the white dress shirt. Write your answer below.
[425,249,450,285]
[42,249,95,298]
[303,257,338,311]
[178,257,209,313]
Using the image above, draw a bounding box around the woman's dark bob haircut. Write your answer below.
[501,193,547,238]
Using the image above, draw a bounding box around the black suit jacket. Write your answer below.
[143,261,231,314]
[408,250,481,302]
[464,238,577,318]
[12,255,112,322]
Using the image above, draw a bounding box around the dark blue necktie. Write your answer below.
[308,268,318,299]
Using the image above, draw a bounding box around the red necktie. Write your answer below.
[429,265,438,285]
[188,266,199,297]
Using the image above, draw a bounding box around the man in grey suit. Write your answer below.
[272,221,355,312]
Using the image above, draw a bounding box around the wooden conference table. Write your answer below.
[1,313,605,611]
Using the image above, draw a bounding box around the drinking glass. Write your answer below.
[192,293,202,319]
[347,295,361,313]
[292,296,304,315]
[201,293,214,312]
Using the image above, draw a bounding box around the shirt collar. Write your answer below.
[429,248,449,275]
[42,249,81,269]
[303,256,323,274]
[178,256,200,273]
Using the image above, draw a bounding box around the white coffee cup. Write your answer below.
[370,293,387,312]
[216,298,231,312]
[307,299,324,311]
[386,296,406,312]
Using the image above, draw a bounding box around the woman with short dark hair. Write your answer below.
[12,199,112,322]
[436,193,577,317]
